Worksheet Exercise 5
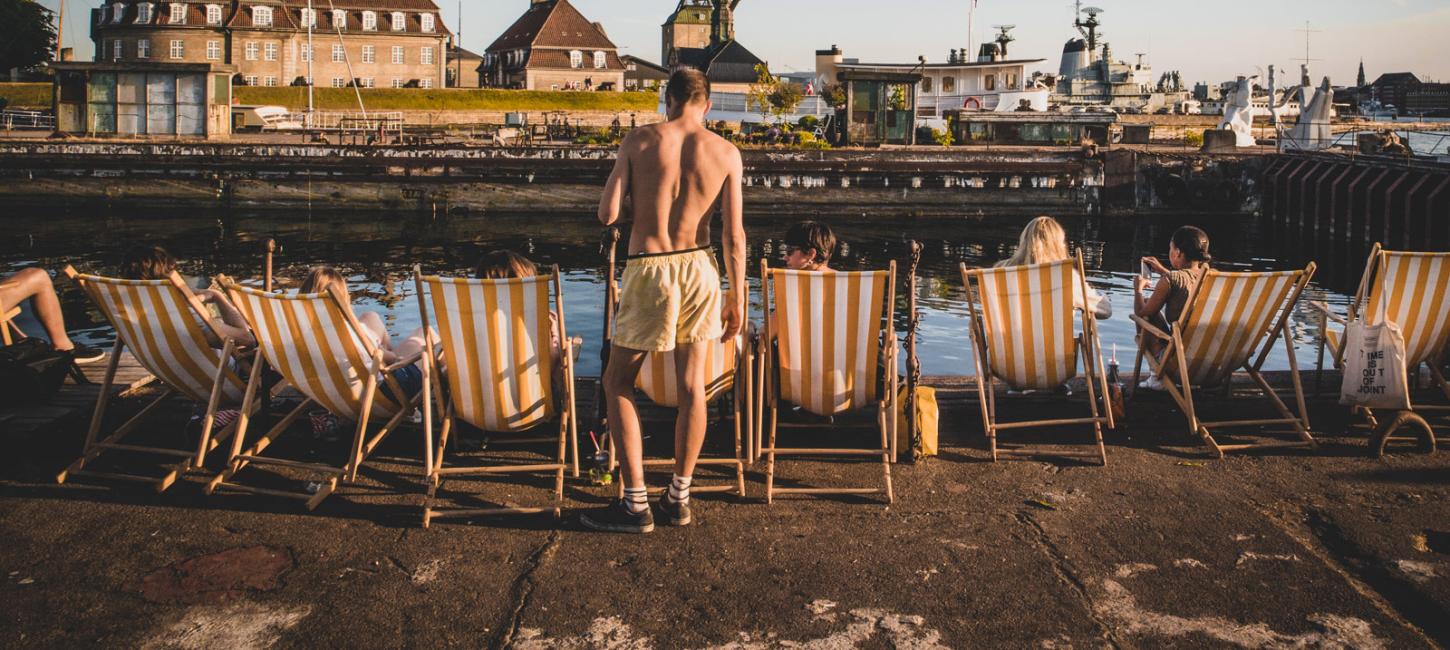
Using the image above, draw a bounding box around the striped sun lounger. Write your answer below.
[415,268,578,527]
[208,278,423,510]
[1313,246,1450,455]
[961,257,1114,465]
[1132,263,1317,457]
[759,262,897,504]
[57,268,253,492]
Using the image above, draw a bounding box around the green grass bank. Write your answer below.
[0,83,51,109]
[234,87,658,112]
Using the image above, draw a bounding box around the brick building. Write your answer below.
[89,0,450,89]
[480,0,625,91]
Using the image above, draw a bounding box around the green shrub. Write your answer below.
[1184,130,1205,147]
[797,115,819,130]
[0,83,50,109]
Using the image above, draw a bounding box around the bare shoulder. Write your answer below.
[695,129,742,167]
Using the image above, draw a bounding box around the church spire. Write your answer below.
[1357,59,1366,87]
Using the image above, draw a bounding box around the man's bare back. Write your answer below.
[600,120,741,256]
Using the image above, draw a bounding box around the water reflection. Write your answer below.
[1,209,1355,376]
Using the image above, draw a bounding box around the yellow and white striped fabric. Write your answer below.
[79,274,245,404]
[770,270,889,417]
[637,336,739,408]
[1363,251,1450,367]
[230,286,401,421]
[1178,269,1304,385]
[422,275,557,433]
[970,260,1080,391]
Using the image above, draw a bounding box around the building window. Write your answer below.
[922,76,933,93]
[360,77,375,88]
[361,45,375,63]
[108,2,122,24]
[420,14,434,32]
[332,9,346,29]
[245,42,258,61]
[593,51,606,69]
[244,75,258,86]
[264,76,278,87]
[332,45,345,62]
[1005,73,1018,89]
[942,76,956,93]
[391,12,405,31]
[391,46,404,64]
[331,77,346,88]
[206,40,221,60]
[420,79,433,89]
[170,40,185,59]
[984,74,996,91]
[361,11,376,30]
[265,42,278,61]
[136,3,152,23]
[139,39,153,58]
[300,8,315,27]
[392,78,404,88]
[206,4,222,24]
[300,45,313,63]
[252,6,272,27]
[113,39,124,60]
[421,46,434,65]
[569,50,582,69]
[169,3,186,24]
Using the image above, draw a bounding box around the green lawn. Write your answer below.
[0,83,51,109]
[234,87,658,112]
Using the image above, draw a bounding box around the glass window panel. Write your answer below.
[177,74,205,104]
[87,73,117,103]
[116,73,146,103]
[88,103,116,132]
[117,103,145,134]
[147,104,177,134]
[147,74,177,104]
[177,104,205,135]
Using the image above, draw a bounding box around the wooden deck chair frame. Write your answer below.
[414,266,580,527]
[1131,264,1317,458]
[600,240,751,499]
[1,305,23,346]
[758,261,898,504]
[207,277,424,510]
[960,257,1115,466]
[1311,244,1450,456]
[56,267,259,492]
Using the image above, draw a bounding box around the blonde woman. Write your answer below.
[995,216,1111,319]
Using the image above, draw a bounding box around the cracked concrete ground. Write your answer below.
[1,378,1447,649]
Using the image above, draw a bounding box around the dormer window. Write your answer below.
[593,51,606,69]
[108,2,123,24]
[420,14,434,32]
[332,9,346,29]
[569,50,582,69]
[206,4,222,24]
[390,12,404,31]
[300,7,315,27]
[361,11,376,31]
[252,5,272,27]
[136,3,152,23]
[169,3,186,24]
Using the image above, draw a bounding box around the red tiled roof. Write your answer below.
[486,0,616,53]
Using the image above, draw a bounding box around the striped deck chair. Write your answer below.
[1,305,22,345]
[960,258,1114,465]
[208,278,424,510]
[1131,264,1317,458]
[56,268,253,492]
[414,268,579,527]
[1313,246,1450,456]
[759,262,897,504]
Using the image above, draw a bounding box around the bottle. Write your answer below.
[1106,344,1126,422]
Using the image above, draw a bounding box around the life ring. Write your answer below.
[963,96,983,110]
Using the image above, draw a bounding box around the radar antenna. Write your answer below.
[1078,6,1104,55]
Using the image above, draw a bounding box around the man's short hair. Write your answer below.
[666,68,711,107]
[784,221,836,266]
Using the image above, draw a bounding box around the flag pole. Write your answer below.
[967,0,977,61]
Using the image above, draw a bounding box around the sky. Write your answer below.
[39,0,1450,85]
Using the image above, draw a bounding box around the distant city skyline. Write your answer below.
[38,0,1450,86]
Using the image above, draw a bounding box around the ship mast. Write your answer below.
[54,0,65,62]
[307,0,315,117]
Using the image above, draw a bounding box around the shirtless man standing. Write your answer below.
[581,68,746,534]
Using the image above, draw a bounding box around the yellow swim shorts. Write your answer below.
[612,247,722,352]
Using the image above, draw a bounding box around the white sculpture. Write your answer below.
[1284,77,1334,150]
[1218,75,1258,147]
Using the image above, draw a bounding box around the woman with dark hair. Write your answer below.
[119,244,254,347]
[782,221,836,272]
[1134,226,1212,390]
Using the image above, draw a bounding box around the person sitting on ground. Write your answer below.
[1133,225,1212,391]
[782,220,836,272]
[120,245,255,348]
[0,268,105,363]
[995,216,1112,319]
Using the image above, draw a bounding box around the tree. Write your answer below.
[0,0,56,74]
[746,63,803,122]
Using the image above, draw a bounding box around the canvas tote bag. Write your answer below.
[1338,296,1411,411]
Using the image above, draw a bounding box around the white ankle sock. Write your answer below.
[623,487,648,514]
[668,474,692,504]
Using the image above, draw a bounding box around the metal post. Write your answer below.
[904,240,923,461]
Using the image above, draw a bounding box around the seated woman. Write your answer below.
[782,220,837,272]
[298,266,429,398]
[995,216,1112,320]
[0,268,105,363]
[475,250,566,383]
[120,245,255,348]
[1133,226,1212,391]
